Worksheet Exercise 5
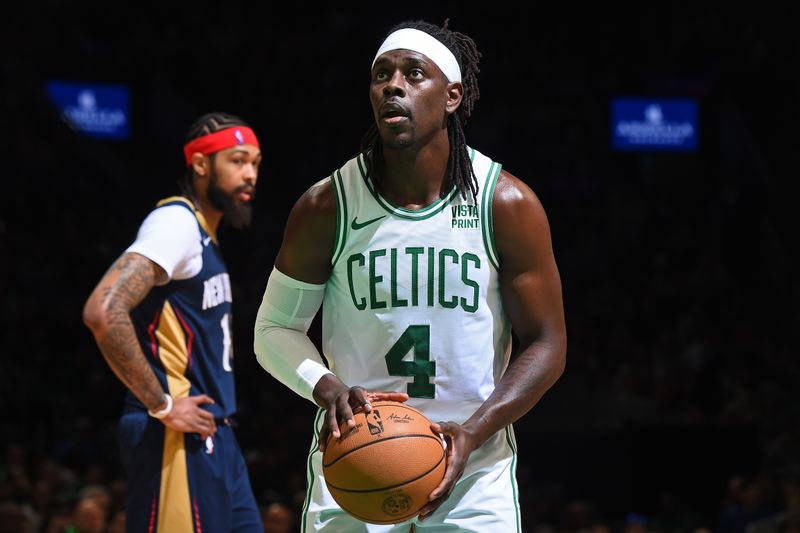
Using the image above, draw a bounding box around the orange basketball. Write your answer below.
[322,401,445,524]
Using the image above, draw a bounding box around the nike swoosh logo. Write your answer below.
[351,215,386,230]
[203,236,212,246]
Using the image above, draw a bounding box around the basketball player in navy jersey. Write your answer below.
[255,20,567,532]
[83,112,263,532]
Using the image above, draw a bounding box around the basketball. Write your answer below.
[321,401,446,524]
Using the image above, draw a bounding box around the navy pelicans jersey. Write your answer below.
[322,147,513,424]
[127,197,236,419]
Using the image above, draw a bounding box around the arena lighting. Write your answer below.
[612,98,698,151]
[45,80,130,141]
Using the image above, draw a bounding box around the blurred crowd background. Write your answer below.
[2,4,800,533]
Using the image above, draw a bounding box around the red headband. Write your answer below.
[183,126,260,166]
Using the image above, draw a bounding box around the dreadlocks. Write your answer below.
[360,19,482,200]
[179,111,251,198]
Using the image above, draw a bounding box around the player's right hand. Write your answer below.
[317,379,363,452]
[161,395,217,439]
[314,375,409,452]
[363,390,409,408]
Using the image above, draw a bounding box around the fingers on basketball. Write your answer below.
[321,401,445,524]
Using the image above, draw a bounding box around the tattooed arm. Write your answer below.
[83,253,167,406]
[83,252,216,437]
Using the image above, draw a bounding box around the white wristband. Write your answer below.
[148,394,173,419]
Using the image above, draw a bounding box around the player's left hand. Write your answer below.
[417,420,479,521]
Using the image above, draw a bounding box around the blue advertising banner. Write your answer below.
[45,81,130,140]
[612,98,698,151]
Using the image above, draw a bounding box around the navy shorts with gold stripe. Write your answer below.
[117,411,261,533]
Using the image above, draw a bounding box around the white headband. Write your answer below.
[372,28,462,83]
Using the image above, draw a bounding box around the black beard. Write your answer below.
[207,170,253,230]
[384,136,414,150]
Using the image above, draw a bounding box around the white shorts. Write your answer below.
[301,409,522,532]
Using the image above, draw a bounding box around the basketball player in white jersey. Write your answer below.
[254,19,567,532]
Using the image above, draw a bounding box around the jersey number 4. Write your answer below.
[384,325,436,399]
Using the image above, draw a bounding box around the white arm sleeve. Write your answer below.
[125,205,203,280]
[253,267,332,403]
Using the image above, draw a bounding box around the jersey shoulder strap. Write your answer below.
[329,155,367,267]
[469,147,503,271]
[154,195,216,242]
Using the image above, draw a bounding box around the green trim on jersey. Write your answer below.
[331,171,348,268]
[301,409,325,533]
[356,153,460,220]
[480,161,503,271]
[505,426,522,532]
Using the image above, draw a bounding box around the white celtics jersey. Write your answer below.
[322,147,512,424]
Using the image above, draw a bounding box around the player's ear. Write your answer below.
[190,153,210,179]
[445,81,463,115]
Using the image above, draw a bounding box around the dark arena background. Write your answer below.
[3,4,800,533]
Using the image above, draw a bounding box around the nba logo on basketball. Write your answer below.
[234,129,244,144]
[367,410,384,435]
[322,401,445,524]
